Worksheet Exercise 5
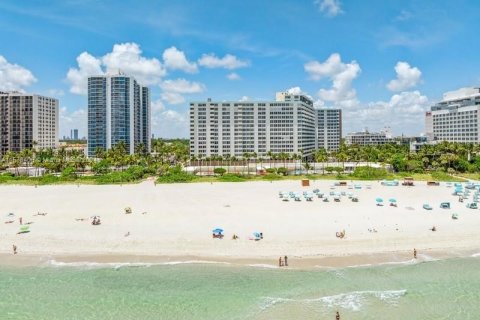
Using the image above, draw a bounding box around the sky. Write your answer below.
[1,0,480,139]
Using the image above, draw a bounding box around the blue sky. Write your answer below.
[1,0,480,138]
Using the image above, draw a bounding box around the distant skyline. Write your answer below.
[1,0,480,138]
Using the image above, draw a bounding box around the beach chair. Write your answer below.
[352,196,359,202]
[423,204,433,210]
[466,203,478,209]
[440,202,450,209]
[452,213,459,220]
[334,196,340,202]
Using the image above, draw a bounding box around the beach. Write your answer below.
[1,179,479,268]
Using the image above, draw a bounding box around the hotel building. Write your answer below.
[426,87,480,143]
[0,91,58,156]
[189,92,318,159]
[87,73,151,157]
[316,108,342,151]
[345,128,393,146]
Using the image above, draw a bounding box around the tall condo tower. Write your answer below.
[87,73,151,157]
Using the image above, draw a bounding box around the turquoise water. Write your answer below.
[1,257,479,319]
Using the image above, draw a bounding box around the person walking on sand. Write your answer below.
[19,217,22,225]
[414,248,417,259]
[336,311,340,320]
[13,244,17,255]
[284,255,288,267]
[278,257,283,267]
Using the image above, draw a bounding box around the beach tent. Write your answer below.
[440,202,450,209]
[423,204,433,210]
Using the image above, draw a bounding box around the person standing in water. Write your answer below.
[414,248,417,259]
[284,255,288,267]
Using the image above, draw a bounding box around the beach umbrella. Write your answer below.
[376,198,383,203]
[253,232,261,238]
[389,198,397,203]
[212,228,224,234]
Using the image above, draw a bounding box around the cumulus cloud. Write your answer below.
[387,61,422,92]
[344,90,429,134]
[102,43,166,85]
[198,53,249,69]
[239,96,250,101]
[67,43,166,95]
[304,53,361,107]
[314,0,343,17]
[226,72,241,80]
[150,99,188,138]
[0,55,37,91]
[159,78,205,105]
[162,46,198,73]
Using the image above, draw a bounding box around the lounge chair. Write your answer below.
[423,204,433,210]
[440,202,450,209]
[452,213,459,220]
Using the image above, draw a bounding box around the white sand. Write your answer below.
[1,179,479,265]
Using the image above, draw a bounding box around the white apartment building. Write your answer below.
[189,92,317,159]
[316,108,342,151]
[345,128,393,146]
[427,87,480,143]
[0,91,58,156]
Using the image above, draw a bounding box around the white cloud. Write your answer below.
[314,0,343,17]
[59,107,87,138]
[47,89,64,97]
[198,53,249,69]
[151,99,188,138]
[387,61,422,92]
[286,87,304,95]
[304,53,361,107]
[161,92,185,105]
[344,90,429,134]
[159,78,205,105]
[67,43,166,95]
[160,78,205,94]
[226,72,241,80]
[102,43,166,85]
[162,46,198,73]
[395,10,413,21]
[66,52,104,95]
[0,55,37,91]
[239,96,249,101]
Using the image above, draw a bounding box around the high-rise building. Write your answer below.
[70,129,79,140]
[316,108,342,151]
[427,87,480,143]
[87,73,151,157]
[189,92,317,159]
[0,91,58,156]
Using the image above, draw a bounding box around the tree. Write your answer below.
[213,167,226,176]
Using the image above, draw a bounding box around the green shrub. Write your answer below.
[61,166,77,180]
[265,168,276,174]
[277,167,288,176]
[39,174,60,185]
[92,159,112,175]
[157,166,196,183]
[217,173,247,182]
[263,173,283,181]
[351,166,388,180]
[213,167,227,176]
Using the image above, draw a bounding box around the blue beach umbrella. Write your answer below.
[389,198,397,203]
[253,232,261,238]
[212,228,223,234]
[376,197,383,203]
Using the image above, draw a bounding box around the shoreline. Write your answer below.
[1,247,479,270]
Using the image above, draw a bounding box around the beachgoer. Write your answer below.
[125,232,130,237]
[284,256,288,267]
[431,226,436,232]
[13,244,17,255]
[19,217,22,225]
[413,248,417,259]
[260,232,263,239]
[279,257,283,267]
[336,311,340,320]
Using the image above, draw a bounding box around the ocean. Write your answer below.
[1,256,479,319]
